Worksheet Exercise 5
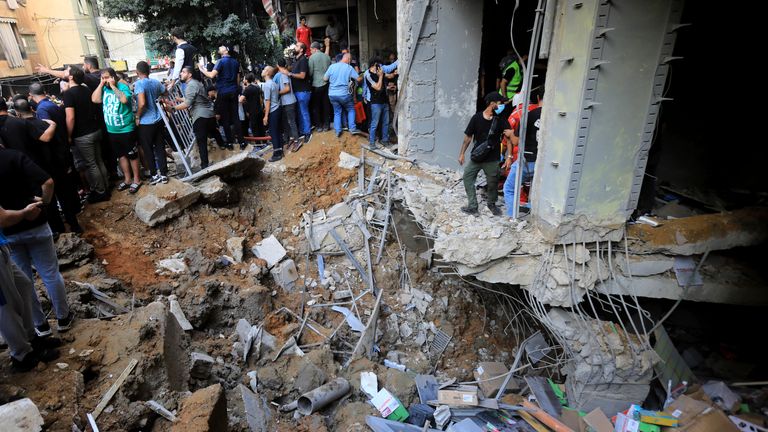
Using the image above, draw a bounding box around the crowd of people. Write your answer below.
[0,19,400,372]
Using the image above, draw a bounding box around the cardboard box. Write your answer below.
[638,409,679,427]
[437,387,479,406]
[662,394,740,432]
[371,388,408,421]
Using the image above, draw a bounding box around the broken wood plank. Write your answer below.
[92,358,139,419]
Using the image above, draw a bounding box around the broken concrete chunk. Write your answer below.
[190,352,215,379]
[251,235,287,268]
[157,258,188,275]
[172,384,227,432]
[135,178,201,227]
[566,244,591,264]
[270,259,299,291]
[169,297,193,331]
[338,151,361,169]
[240,384,271,432]
[226,237,245,263]
[0,398,44,432]
[183,149,266,182]
[145,400,178,423]
[55,233,93,267]
[327,202,354,219]
[616,253,674,277]
[196,175,238,206]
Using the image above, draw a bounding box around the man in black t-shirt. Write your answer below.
[503,86,544,217]
[0,148,75,341]
[62,67,110,202]
[459,92,512,216]
[288,43,312,142]
[240,73,265,138]
[364,57,389,149]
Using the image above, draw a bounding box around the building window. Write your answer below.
[84,34,98,55]
[77,0,90,15]
[0,21,26,67]
[20,34,38,54]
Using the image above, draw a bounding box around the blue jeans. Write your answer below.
[329,94,357,135]
[369,103,390,145]
[5,223,70,324]
[295,91,312,136]
[503,161,535,216]
[268,107,283,152]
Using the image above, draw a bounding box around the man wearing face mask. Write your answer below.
[458,92,512,216]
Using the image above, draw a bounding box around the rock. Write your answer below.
[135,179,201,227]
[183,248,215,276]
[383,368,418,406]
[399,322,413,338]
[190,352,215,379]
[338,151,361,169]
[196,176,238,206]
[172,384,227,432]
[183,149,266,182]
[434,231,519,268]
[270,259,299,291]
[240,384,271,432]
[226,237,245,263]
[169,296,193,331]
[251,235,287,268]
[157,258,188,274]
[327,202,353,219]
[294,361,328,394]
[0,398,44,432]
[55,233,93,267]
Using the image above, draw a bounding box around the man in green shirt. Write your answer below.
[308,41,332,131]
[92,68,142,193]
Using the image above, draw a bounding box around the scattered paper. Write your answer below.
[361,371,378,398]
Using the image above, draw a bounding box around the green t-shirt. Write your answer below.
[103,82,135,134]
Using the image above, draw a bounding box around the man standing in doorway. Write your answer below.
[324,53,361,138]
[503,87,543,217]
[308,41,332,132]
[363,57,389,149]
[458,92,512,216]
[201,46,243,149]
[134,61,169,185]
[296,16,312,55]
[169,66,225,169]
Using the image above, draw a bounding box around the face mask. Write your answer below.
[494,104,506,115]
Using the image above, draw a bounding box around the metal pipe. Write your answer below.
[512,0,546,219]
[296,378,350,415]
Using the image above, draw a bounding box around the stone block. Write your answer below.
[270,259,299,291]
[169,296,193,331]
[338,151,361,170]
[135,178,201,227]
[172,384,228,432]
[0,398,44,432]
[411,118,435,136]
[226,237,245,263]
[196,176,238,206]
[407,101,435,119]
[251,235,286,268]
[55,233,93,267]
[190,352,214,379]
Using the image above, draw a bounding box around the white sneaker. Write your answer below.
[159,175,169,184]
[149,174,162,185]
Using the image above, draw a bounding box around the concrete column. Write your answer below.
[397,0,483,167]
[532,0,684,243]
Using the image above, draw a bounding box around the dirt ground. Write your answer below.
[0,131,517,431]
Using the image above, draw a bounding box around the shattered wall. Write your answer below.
[533,0,682,243]
[396,0,482,168]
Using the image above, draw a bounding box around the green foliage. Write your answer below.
[100,0,292,66]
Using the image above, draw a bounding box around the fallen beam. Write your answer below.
[92,358,139,419]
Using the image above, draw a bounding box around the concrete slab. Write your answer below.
[183,149,266,182]
[240,384,271,432]
[190,352,214,379]
[616,254,674,277]
[270,259,299,291]
[169,296,193,331]
[251,235,287,268]
[0,398,44,432]
[135,178,201,227]
[196,176,238,206]
[338,151,361,169]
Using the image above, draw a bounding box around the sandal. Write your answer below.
[129,182,142,194]
[117,182,129,191]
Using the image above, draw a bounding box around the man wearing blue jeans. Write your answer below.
[363,57,390,149]
[261,67,283,162]
[0,149,74,337]
[286,42,313,143]
[324,53,362,137]
[503,88,543,217]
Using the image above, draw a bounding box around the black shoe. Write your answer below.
[32,336,63,350]
[86,191,110,204]
[10,347,59,373]
[488,205,502,216]
[35,322,52,337]
[268,152,283,162]
[336,131,342,138]
[57,312,75,332]
[240,142,248,150]
[461,206,479,215]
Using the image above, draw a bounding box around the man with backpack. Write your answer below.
[458,92,513,216]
